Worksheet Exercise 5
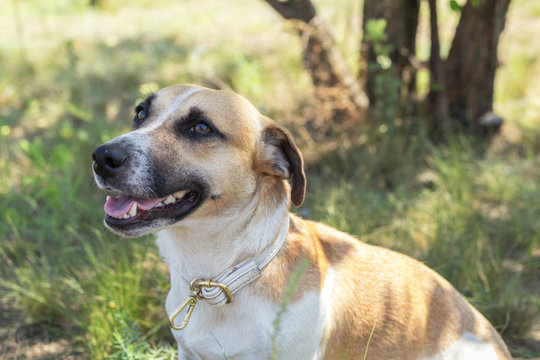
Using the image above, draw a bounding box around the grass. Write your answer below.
[270,258,309,360]
[363,321,377,360]
[0,0,539,358]
[105,313,176,360]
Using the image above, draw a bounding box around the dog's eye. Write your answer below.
[137,110,147,120]
[190,122,212,134]
[133,106,148,127]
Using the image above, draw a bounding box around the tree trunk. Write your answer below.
[427,0,449,129]
[265,0,368,129]
[444,0,511,134]
[361,0,420,107]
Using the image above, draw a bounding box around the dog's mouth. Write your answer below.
[103,189,202,227]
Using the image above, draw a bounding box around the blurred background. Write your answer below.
[0,0,539,358]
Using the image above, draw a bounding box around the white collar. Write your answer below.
[169,215,290,329]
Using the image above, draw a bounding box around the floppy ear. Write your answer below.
[260,123,306,207]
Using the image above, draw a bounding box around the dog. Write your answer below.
[92,84,511,359]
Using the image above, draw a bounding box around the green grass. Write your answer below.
[270,258,309,360]
[1,0,539,358]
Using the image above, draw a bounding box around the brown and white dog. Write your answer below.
[92,84,511,359]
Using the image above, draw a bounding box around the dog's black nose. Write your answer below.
[92,145,127,178]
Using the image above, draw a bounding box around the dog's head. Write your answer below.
[92,84,305,237]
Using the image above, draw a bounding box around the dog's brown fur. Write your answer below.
[257,215,510,359]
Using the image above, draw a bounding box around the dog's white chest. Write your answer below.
[168,293,275,360]
[165,287,326,360]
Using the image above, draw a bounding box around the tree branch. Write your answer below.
[264,0,316,23]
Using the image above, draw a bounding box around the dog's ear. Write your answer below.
[260,123,306,207]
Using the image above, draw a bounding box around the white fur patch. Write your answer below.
[422,332,499,360]
[168,290,327,360]
[274,291,327,360]
[317,268,336,357]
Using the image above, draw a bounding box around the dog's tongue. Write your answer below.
[104,194,165,217]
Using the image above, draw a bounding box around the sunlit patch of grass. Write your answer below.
[496,55,537,103]
[105,312,176,360]
[83,235,170,358]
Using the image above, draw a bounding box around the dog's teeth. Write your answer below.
[164,195,176,205]
[173,190,188,199]
[123,214,129,219]
[129,203,137,217]
[156,202,164,207]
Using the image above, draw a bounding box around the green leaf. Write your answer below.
[365,19,388,43]
[449,0,462,12]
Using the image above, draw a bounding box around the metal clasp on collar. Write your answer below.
[190,279,234,304]
[169,295,198,331]
[168,279,233,331]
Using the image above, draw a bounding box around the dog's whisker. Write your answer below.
[212,198,220,230]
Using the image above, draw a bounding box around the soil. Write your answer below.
[0,297,84,360]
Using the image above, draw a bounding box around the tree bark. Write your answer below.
[361,0,420,107]
[265,0,368,128]
[444,0,511,134]
[427,0,449,128]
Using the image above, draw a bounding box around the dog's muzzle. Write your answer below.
[92,144,128,180]
[92,140,206,236]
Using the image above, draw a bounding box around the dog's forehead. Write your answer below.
[151,85,262,134]
[152,84,199,105]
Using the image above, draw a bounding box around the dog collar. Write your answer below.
[169,216,290,330]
